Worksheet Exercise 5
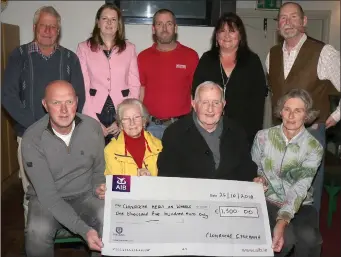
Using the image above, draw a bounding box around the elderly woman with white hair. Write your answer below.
[251,88,323,257]
[104,98,162,176]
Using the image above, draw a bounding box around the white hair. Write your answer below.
[116,98,149,126]
[193,81,224,102]
[33,6,61,28]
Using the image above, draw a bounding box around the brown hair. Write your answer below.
[274,88,319,124]
[88,3,126,53]
[152,9,176,25]
[210,12,252,64]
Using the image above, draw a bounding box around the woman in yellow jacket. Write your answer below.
[104,98,162,176]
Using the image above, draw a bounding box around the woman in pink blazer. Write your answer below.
[77,3,140,145]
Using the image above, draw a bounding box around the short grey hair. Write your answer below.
[33,6,61,28]
[116,98,149,126]
[274,88,319,124]
[194,81,224,102]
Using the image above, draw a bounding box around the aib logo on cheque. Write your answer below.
[112,175,131,192]
[116,227,123,235]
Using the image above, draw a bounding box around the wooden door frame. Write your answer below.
[236,9,331,44]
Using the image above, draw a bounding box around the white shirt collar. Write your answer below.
[280,124,305,145]
[52,121,75,146]
[282,33,307,54]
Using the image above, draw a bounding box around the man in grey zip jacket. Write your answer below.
[21,80,105,257]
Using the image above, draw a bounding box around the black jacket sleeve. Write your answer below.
[244,54,267,145]
[235,127,258,182]
[157,126,182,178]
[1,48,35,129]
[192,52,212,97]
[70,53,86,113]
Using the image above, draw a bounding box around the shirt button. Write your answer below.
[107,78,110,81]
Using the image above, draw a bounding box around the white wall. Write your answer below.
[0,1,213,56]
[1,1,340,57]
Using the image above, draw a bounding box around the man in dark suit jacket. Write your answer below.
[157,81,257,181]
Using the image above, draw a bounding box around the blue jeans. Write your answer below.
[307,123,326,212]
[25,192,104,257]
[146,121,168,139]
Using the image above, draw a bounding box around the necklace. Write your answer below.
[219,62,229,96]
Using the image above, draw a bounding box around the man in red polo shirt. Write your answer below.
[138,8,199,139]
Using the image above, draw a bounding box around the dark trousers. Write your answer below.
[96,96,116,145]
[307,123,326,212]
[267,202,322,257]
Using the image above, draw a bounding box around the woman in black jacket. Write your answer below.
[192,12,267,146]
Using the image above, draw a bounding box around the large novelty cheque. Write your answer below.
[102,175,273,256]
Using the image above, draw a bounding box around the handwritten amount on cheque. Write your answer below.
[114,203,259,219]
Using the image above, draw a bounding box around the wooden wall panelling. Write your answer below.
[1,23,20,191]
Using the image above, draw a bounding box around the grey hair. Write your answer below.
[193,81,224,102]
[116,98,149,126]
[274,88,320,124]
[33,6,61,28]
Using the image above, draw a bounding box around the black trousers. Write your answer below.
[267,202,322,257]
[96,96,116,145]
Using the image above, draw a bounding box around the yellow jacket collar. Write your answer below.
[113,130,162,157]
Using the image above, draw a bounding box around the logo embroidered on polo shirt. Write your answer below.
[176,64,186,69]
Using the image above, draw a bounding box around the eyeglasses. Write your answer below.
[121,116,143,125]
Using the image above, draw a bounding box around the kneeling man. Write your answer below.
[22,80,105,257]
